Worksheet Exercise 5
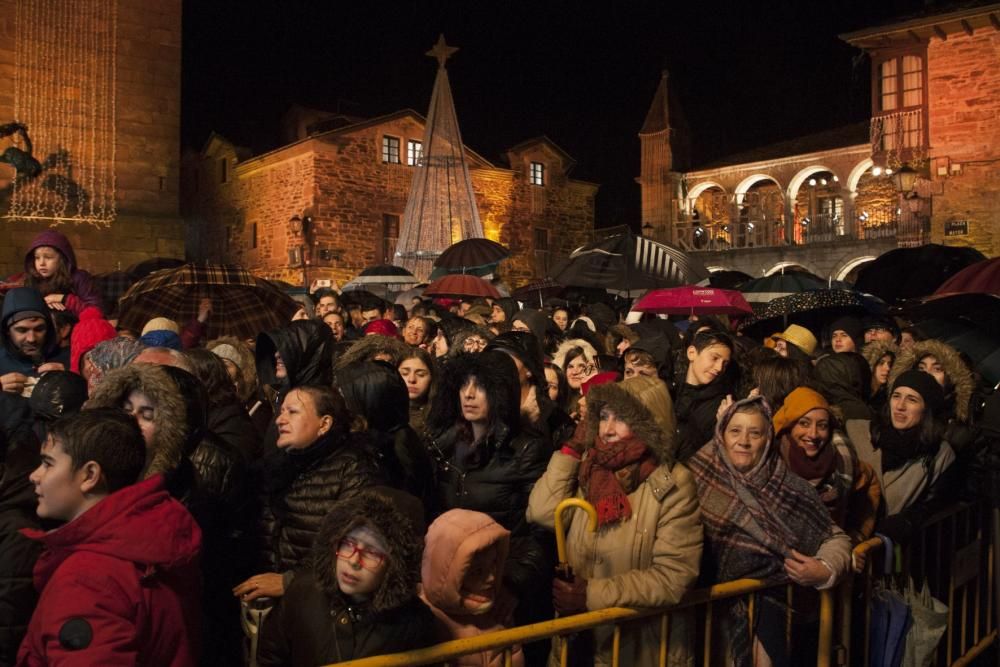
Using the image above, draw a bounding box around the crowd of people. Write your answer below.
[0,229,997,666]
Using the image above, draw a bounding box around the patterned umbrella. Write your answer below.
[93,271,136,317]
[740,289,887,339]
[423,274,501,299]
[117,263,299,340]
[511,278,564,307]
[738,272,828,303]
[634,286,753,316]
[349,264,419,286]
[434,238,510,270]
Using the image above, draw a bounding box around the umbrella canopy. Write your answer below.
[434,238,509,270]
[394,285,428,306]
[93,270,136,317]
[934,257,1000,296]
[429,262,498,279]
[854,244,986,304]
[350,264,419,285]
[740,289,888,339]
[738,272,828,303]
[550,229,709,293]
[117,263,299,340]
[634,286,753,316]
[511,278,564,307]
[126,256,186,279]
[423,273,501,299]
[697,270,753,289]
[907,292,1000,332]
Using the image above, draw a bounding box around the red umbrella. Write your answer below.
[934,257,1000,296]
[423,274,501,299]
[633,286,753,316]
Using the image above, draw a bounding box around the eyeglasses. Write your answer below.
[463,337,487,350]
[336,537,387,571]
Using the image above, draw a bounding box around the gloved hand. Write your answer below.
[552,575,588,615]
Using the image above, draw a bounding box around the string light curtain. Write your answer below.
[10,0,117,225]
[395,35,484,281]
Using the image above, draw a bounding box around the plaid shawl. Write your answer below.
[688,396,835,584]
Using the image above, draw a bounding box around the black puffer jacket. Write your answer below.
[336,361,437,518]
[427,352,552,598]
[673,377,732,462]
[258,491,435,666]
[261,429,386,573]
[27,371,87,440]
[0,399,40,667]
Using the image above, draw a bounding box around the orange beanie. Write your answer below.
[772,386,831,435]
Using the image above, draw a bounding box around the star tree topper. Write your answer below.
[426,34,458,68]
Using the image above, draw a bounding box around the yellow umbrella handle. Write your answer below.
[555,498,598,566]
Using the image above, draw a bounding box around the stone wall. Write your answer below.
[927,27,1000,255]
[185,116,598,289]
[0,0,184,277]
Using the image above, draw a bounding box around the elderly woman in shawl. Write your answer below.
[688,396,851,667]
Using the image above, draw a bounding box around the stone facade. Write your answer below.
[0,0,184,277]
[181,111,598,289]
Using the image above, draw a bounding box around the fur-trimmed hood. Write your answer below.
[584,376,677,464]
[310,491,423,614]
[420,509,510,614]
[889,339,974,422]
[334,333,411,371]
[427,351,521,438]
[552,338,599,371]
[85,363,190,479]
[862,340,900,370]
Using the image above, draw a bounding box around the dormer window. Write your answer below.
[529,161,545,186]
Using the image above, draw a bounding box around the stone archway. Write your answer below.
[764,261,816,276]
[834,255,877,282]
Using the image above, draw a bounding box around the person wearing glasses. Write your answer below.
[257,491,436,666]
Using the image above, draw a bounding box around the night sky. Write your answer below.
[181,0,931,227]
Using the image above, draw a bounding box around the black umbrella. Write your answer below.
[854,244,986,304]
[913,318,1000,387]
[906,293,1000,332]
[701,270,752,289]
[511,278,564,307]
[740,289,888,339]
[550,229,709,294]
[126,256,186,279]
[434,238,510,270]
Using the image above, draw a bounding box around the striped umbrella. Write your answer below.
[117,263,299,340]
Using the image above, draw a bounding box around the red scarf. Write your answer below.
[578,435,657,526]
[780,433,837,484]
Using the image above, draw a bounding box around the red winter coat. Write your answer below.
[17,475,202,667]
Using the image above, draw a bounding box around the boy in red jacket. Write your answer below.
[17,408,202,667]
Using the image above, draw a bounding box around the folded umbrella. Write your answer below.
[634,286,753,316]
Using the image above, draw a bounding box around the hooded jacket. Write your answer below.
[256,320,334,390]
[813,352,874,421]
[420,510,523,667]
[0,288,67,375]
[17,475,202,667]
[18,230,103,316]
[336,361,437,517]
[257,492,436,666]
[527,376,702,667]
[332,333,411,371]
[888,339,974,423]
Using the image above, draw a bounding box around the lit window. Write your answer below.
[530,161,545,186]
[382,136,401,164]
[406,140,423,166]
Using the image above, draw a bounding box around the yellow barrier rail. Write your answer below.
[318,500,996,667]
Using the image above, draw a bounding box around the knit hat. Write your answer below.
[141,317,180,337]
[209,343,243,371]
[772,387,831,435]
[830,317,863,346]
[892,369,946,414]
[7,309,45,326]
[69,306,117,373]
[863,316,898,336]
[139,329,182,350]
[363,319,400,338]
[772,324,818,356]
[581,370,618,396]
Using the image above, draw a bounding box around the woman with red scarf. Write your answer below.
[527,375,703,666]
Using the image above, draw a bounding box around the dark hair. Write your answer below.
[688,329,735,354]
[52,309,78,330]
[50,408,146,493]
[183,348,240,410]
[901,326,925,343]
[544,360,569,405]
[312,288,340,307]
[26,247,73,295]
[398,346,438,405]
[752,355,812,409]
[624,348,656,368]
[874,390,944,453]
[359,297,385,315]
[391,304,407,323]
[287,385,351,437]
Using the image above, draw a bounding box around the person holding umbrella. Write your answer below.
[527,376,703,666]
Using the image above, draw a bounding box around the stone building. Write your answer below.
[181,107,598,288]
[640,3,999,280]
[0,0,184,278]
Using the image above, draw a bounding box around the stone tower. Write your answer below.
[638,70,688,245]
[395,35,484,281]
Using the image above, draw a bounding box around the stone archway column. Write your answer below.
[783,197,795,245]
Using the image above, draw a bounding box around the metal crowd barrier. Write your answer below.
[325,500,996,667]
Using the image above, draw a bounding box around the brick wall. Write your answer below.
[928,27,1000,255]
[185,116,597,289]
[0,0,184,277]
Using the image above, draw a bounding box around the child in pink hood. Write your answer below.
[420,509,524,667]
[15,230,104,315]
